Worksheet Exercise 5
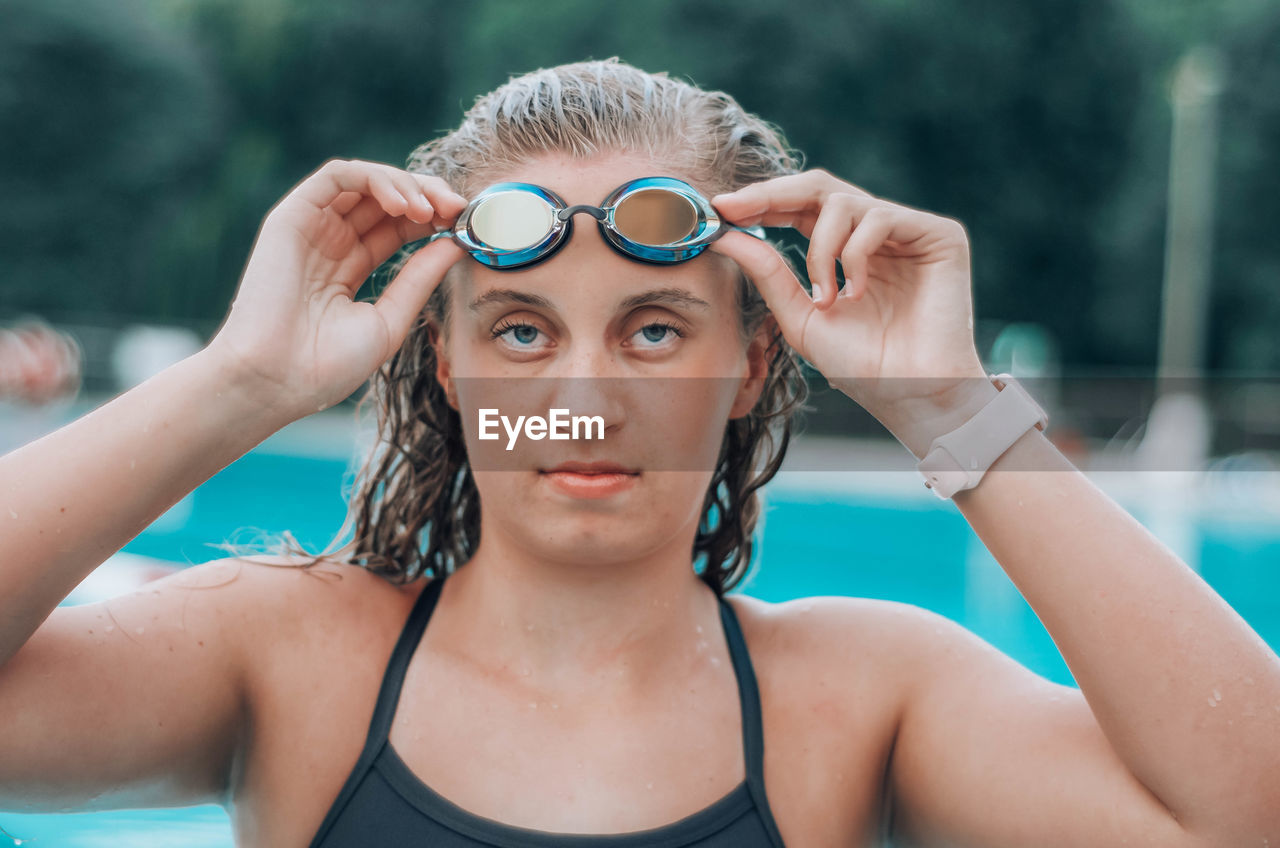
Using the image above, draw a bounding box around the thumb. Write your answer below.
[373,237,466,352]
[710,231,814,350]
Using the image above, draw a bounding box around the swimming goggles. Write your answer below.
[427,176,766,270]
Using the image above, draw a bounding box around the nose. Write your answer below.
[546,345,627,433]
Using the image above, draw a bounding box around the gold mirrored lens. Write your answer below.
[470,192,555,250]
[613,189,698,245]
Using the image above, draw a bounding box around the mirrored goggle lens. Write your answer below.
[613,189,699,245]
[470,191,555,250]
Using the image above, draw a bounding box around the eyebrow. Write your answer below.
[467,287,711,313]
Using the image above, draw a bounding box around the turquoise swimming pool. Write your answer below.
[5,441,1279,846]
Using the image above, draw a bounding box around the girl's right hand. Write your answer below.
[207,158,468,420]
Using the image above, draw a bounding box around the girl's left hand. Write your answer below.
[709,169,992,452]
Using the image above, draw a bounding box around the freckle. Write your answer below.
[88,629,94,635]
[60,507,66,512]
[168,645,174,652]
[198,640,204,647]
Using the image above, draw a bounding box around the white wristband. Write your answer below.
[915,373,1049,500]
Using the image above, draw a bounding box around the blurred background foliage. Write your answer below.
[2,0,1278,372]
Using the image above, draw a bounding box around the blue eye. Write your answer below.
[492,321,546,348]
[632,322,684,347]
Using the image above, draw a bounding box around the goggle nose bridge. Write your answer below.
[556,204,609,223]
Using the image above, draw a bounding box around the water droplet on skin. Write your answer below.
[551,703,559,710]
[646,782,654,790]
[105,626,115,633]
[1213,688,1222,701]
[1208,697,1218,707]
[520,667,531,676]
[130,459,136,471]
[1245,676,1255,685]
[135,627,144,635]
[529,702,538,710]
[525,623,534,632]
[695,625,703,634]
[710,657,721,666]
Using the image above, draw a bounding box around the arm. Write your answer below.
[0,349,291,668]
[0,349,289,809]
[884,410,1280,846]
[0,158,467,810]
[707,169,1280,845]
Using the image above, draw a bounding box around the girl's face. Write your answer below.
[435,152,767,569]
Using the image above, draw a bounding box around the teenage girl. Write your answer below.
[2,58,1277,847]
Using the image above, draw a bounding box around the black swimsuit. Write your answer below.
[308,574,787,847]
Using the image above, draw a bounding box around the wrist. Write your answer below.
[875,374,1001,460]
[194,344,304,431]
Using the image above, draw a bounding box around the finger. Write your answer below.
[709,231,814,352]
[407,173,468,220]
[837,208,896,301]
[840,206,944,300]
[806,192,866,308]
[294,160,466,231]
[382,168,441,225]
[360,214,440,268]
[711,170,873,228]
[373,237,466,352]
[367,170,410,218]
[346,194,392,236]
[296,159,409,219]
[330,190,363,217]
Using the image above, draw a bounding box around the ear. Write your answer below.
[430,321,460,411]
[728,316,774,419]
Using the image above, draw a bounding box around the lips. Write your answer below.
[538,461,641,499]
[541,461,640,475]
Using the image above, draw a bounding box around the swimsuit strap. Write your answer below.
[308,574,447,848]
[716,595,774,815]
[365,573,447,745]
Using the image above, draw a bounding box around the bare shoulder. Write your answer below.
[721,592,997,718]
[723,591,955,677]
[180,553,417,648]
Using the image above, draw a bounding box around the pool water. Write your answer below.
[5,447,1279,846]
